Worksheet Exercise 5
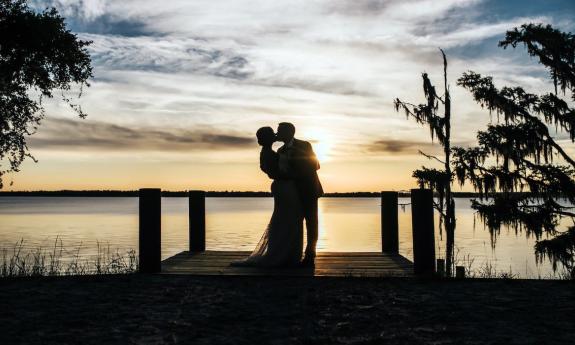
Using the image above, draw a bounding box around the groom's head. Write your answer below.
[276,122,295,143]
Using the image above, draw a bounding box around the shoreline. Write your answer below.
[0,274,573,344]
[0,190,536,198]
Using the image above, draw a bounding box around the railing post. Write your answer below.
[381,191,399,254]
[411,188,435,276]
[189,190,206,252]
[139,188,161,273]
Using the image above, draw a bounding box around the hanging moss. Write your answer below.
[453,24,575,276]
[394,50,457,275]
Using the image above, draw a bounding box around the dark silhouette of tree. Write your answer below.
[0,0,92,188]
[454,24,575,277]
[394,50,457,276]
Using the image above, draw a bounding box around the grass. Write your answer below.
[2,237,571,280]
[435,246,573,280]
[0,236,138,278]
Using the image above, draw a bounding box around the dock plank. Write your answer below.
[161,251,413,277]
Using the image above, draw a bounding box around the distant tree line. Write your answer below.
[0,190,542,198]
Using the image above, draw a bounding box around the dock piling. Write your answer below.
[189,190,206,252]
[411,188,435,276]
[381,191,399,254]
[139,188,162,273]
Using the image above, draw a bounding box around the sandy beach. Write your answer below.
[0,274,573,344]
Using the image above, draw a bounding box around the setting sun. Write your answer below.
[304,129,334,163]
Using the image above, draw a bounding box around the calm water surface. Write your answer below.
[0,197,560,278]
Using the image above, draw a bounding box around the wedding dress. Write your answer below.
[231,148,304,267]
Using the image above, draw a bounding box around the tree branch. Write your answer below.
[419,150,445,164]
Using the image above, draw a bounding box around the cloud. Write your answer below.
[364,139,441,155]
[83,34,253,79]
[26,1,575,164]
[32,0,108,20]
[28,118,254,151]
[422,16,551,48]
[72,15,156,37]
[364,138,477,156]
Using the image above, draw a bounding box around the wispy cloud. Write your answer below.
[28,118,254,151]
[84,34,253,79]
[365,139,441,155]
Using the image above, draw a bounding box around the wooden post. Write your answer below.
[381,191,399,254]
[139,188,161,273]
[411,188,435,276]
[189,190,206,252]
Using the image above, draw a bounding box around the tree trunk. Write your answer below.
[442,50,456,277]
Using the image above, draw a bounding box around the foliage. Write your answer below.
[0,0,92,188]
[394,50,457,276]
[453,24,575,277]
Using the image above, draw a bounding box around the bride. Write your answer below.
[230,127,303,267]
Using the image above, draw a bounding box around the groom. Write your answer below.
[276,122,324,267]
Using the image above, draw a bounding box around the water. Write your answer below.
[0,197,561,278]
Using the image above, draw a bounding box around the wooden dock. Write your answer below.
[139,189,437,277]
[161,250,414,277]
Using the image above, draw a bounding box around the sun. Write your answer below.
[304,129,334,163]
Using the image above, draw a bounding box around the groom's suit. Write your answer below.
[278,138,323,256]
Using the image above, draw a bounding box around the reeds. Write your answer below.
[444,246,574,279]
[1,237,138,278]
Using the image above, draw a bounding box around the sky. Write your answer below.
[6,0,575,192]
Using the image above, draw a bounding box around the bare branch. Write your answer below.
[419,150,445,164]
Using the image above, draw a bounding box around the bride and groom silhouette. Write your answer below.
[231,122,323,268]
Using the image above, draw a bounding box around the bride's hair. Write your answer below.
[256,126,275,146]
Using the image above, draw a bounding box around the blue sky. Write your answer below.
[11,0,575,191]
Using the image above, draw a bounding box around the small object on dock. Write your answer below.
[455,266,466,279]
[436,259,445,277]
